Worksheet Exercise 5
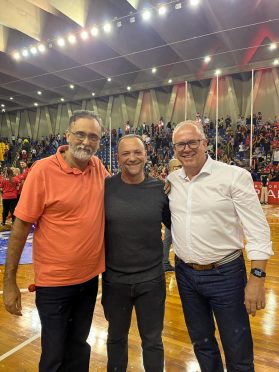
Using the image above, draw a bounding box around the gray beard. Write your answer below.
[69,144,94,161]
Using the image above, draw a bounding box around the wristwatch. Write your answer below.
[250,268,266,278]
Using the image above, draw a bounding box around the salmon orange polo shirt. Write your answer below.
[15,146,109,286]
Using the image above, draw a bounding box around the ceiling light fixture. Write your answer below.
[204,55,211,63]
[273,58,279,65]
[34,102,38,107]
[92,92,95,96]
[168,79,173,83]
[107,77,112,82]
[37,91,42,95]
[117,21,122,28]
[189,0,200,6]
[103,23,112,33]
[269,43,277,51]
[60,98,65,102]
[81,30,89,40]
[152,67,157,73]
[130,17,135,23]
[215,69,221,75]
[158,6,167,16]
[127,86,131,91]
[38,44,46,53]
[91,26,99,37]
[30,46,37,55]
[68,34,76,44]
[175,3,182,10]
[22,49,29,57]
[12,52,21,60]
[57,38,65,47]
[1,104,5,107]
[142,9,152,21]
[9,97,13,100]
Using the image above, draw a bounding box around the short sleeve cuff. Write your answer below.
[14,210,37,224]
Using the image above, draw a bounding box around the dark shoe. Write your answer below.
[164,263,175,272]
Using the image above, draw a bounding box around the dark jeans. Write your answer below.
[35,276,99,372]
[2,198,17,224]
[175,255,254,372]
[102,275,166,372]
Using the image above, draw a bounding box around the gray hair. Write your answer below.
[69,110,102,129]
[172,120,206,142]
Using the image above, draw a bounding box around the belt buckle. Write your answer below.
[194,263,215,271]
[192,263,201,270]
[193,263,212,271]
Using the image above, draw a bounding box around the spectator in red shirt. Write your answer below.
[0,168,19,226]
[19,160,30,180]
[11,167,23,202]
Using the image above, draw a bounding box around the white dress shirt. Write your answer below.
[168,156,273,264]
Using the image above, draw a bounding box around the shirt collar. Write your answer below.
[56,145,95,174]
[178,155,213,180]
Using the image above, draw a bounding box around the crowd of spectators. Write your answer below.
[0,112,279,182]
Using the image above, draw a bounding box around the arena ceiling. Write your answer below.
[0,0,278,113]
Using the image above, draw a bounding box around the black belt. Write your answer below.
[179,250,242,271]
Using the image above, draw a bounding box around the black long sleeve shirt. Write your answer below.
[104,173,171,284]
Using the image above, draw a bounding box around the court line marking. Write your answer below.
[0,288,28,295]
[0,333,41,361]
[0,293,102,361]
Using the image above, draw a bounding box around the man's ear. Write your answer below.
[65,131,70,144]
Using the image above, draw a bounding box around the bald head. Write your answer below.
[117,134,145,152]
[117,135,147,184]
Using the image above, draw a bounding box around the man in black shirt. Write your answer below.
[102,134,171,372]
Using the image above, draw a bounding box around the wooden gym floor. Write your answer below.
[0,204,278,371]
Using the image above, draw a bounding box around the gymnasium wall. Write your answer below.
[0,68,278,139]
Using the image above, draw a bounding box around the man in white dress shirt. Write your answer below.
[168,121,273,372]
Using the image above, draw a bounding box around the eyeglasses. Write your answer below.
[174,139,204,151]
[70,131,100,142]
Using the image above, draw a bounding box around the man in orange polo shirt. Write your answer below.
[3,110,109,372]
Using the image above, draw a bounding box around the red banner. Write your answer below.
[254,182,279,204]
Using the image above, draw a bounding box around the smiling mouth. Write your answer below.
[181,154,195,158]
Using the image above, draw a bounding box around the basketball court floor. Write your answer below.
[0,205,278,371]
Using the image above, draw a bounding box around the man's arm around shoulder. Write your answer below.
[3,218,33,316]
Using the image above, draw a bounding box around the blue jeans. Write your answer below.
[35,276,98,372]
[102,275,166,372]
[175,255,254,372]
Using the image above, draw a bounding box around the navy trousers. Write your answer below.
[102,275,166,372]
[175,255,254,372]
[35,276,98,372]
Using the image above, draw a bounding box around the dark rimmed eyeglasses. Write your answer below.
[70,131,100,143]
[173,139,204,151]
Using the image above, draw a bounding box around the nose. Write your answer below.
[81,135,90,144]
[128,152,136,161]
[183,144,192,152]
